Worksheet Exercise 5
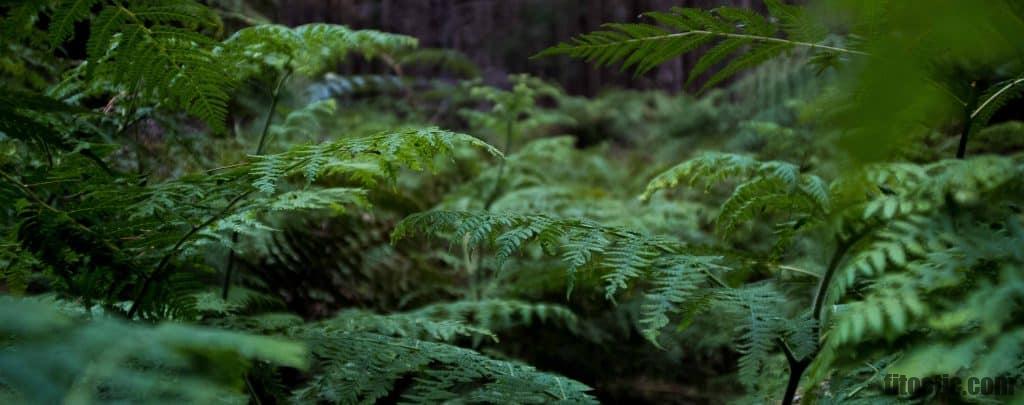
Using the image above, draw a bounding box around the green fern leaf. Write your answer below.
[48,0,101,47]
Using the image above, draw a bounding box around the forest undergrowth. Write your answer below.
[2,1,1024,404]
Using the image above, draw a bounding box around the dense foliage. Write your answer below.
[2,0,1023,404]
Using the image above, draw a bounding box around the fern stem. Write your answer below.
[256,67,293,156]
[223,66,292,299]
[780,333,810,405]
[777,264,820,278]
[701,268,729,289]
[781,357,810,405]
[780,228,871,404]
[811,235,854,321]
[566,30,868,56]
[483,120,514,210]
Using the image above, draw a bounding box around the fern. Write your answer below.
[410,299,584,339]
[249,126,501,194]
[970,76,1024,135]
[83,1,231,130]
[8,1,1024,403]
[801,155,1024,401]
[225,23,417,77]
[642,152,830,234]
[396,48,482,78]
[637,254,719,346]
[312,308,496,343]
[48,0,102,47]
[0,89,88,147]
[277,308,595,404]
[538,4,856,90]
[0,295,307,404]
[291,330,596,404]
[392,210,705,298]
[307,73,406,101]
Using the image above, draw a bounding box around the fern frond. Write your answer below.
[808,156,1024,396]
[249,127,501,193]
[642,152,830,234]
[393,210,702,298]
[291,330,595,404]
[638,254,722,346]
[538,5,861,89]
[86,1,231,131]
[396,48,481,78]
[48,0,102,47]
[763,0,829,42]
[410,299,582,336]
[0,295,306,404]
[317,308,495,343]
[970,75,1024,134]
[226,23,418,76]
[307,73,405,101]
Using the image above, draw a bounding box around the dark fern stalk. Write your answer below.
[780,227,870,405]
[255,67,294,156]
[956,82,978,159]
[779,338,809,405]
[223,66,294,300]
[483,120,514,210]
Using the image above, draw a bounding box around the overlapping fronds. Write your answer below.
[392,210,744,347]
[0,89,88,147]
[804,155,1024,399]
